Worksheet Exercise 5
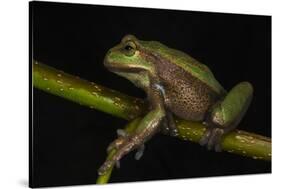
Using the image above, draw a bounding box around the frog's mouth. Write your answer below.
[104,61,144,73]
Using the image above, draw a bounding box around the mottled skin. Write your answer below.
[98,35,253,175]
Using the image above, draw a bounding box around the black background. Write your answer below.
[30,1,271,188]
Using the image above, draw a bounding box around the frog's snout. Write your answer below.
[103,49,121,72]
[103,49,112,67]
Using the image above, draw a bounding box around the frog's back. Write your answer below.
[141,41,226,95]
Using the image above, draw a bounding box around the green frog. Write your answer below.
[98,34,253,175]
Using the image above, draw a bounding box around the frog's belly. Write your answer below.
[164,79,219,121]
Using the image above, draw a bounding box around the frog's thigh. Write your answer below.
[200,82,253,151]
[211,81,253,130]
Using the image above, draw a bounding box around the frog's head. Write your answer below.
[104,34,157,76]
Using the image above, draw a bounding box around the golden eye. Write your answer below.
[123,41,136,56]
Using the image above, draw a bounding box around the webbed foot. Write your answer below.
[199,127,224,152]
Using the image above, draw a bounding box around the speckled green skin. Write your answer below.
[98,35,253,175]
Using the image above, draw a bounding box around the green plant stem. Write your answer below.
[33,60,146,120]
[33,60,271,162]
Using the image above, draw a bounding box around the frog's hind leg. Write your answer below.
[199,82,253,152]
[98,105,165,175]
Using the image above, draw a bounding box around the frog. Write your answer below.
[98,34,253,175]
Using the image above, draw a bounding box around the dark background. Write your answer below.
[30,1,271,188]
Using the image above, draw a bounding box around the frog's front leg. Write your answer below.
[200,82,253,152]
[98,87,166,175]
[154,83,179,137]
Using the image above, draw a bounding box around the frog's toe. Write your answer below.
[200,128,224,152]
[161,117,170,135]
[167,112,179,136]
[215,143,222,152]
[170,128,179,137]
[106,129,128,153]
[117,129,128,137]
[161,125,178,137]
[115,160,121,169]
[199,128,211,146]
[106,137,126,153]
[134,144,145,160]
[98,160,115,175]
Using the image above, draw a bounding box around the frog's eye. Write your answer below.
[123,41,136,56]
[124,45,133,51]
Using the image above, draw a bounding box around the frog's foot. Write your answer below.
[199,127,225,152]
[98,133,146,175]
[106,145,145,170]
[99,143,145,174]
[161,111,179,137]
[106,129,128,153]
[107,129,146,160]
[161,117,170,134]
